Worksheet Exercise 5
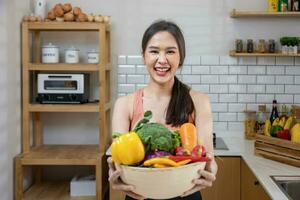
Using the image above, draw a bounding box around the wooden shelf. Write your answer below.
[28,63,112,71]
[230,9,300,18]
[20,145,101,165]
[24,21,109,31]
[230,50,300,57]
[24,182,96,200]
[28,102,100,112]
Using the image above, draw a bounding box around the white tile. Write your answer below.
[211,103,227,112]
[285,85,300,94]
[218,113,237,121]
[276,57,294,66]
[275,76,294,84]
[126,75,145,84]
[238,94,256,103]
[213,122,228,131]
[247,85,265,93]
[136,84,147,89]
[237,113,246,121]
[266,66,285,75]
[295,76,300,84]
[285,66,300,75]
[118,55,126,64]
[184,55,201,65]
[247,66,266,75]
[192,65,210,74]
[182,75,200,84]
[228,122,244,131]
[145,75,150,83]
[201,55,219,65]
[266,85,284,93]
[213,113,219,121]
[210,85,228,93]
[294,95,300,104]
[275,94,294,104]
[256,94,275,103]
[220,56,238,65]
[127,55,144,65]
[228,103,246,112]
[118,75,126,84]
[238,57,257,65]
[238,75,256,84]
[192,84,209,93]
[219,94,237,103]
[201,75,219,84]
[257,57,275,65]
[136,65,148,74]
[118,84,135,93]
[229,84,247,93]
[118,93,126,97]
[210,66,228,74]
[295,58,300,65]
[178,66,191,74]
[229,66,247,74]
[257,75,275,84]
[118,65,135,74]
[246,103,260,111]
[208,94,219,102]
[219,75,237,84]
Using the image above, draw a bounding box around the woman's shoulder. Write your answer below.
[190,90,210,104]
[114,93,134,109]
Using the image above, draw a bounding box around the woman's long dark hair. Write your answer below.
[142,20,195,126]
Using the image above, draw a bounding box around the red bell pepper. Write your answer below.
[168,155,211,163]
[277,129,291,140]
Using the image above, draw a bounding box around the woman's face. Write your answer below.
[143,31,180,85]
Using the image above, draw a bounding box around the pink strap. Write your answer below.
[130,88,144,130]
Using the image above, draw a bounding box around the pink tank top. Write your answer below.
[130,88,194,131]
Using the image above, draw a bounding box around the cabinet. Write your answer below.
[15,22,111,200]
[230,9,300,57]
[241,159,271,200]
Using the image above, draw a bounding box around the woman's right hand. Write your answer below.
[107,157,145,200]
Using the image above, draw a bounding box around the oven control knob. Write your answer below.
[45,94,51,101]
[69,94,77,101]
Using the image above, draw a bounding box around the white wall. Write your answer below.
[0,0,30,199]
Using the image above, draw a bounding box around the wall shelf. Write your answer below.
[230,50,300,57]
[230,9,300,18]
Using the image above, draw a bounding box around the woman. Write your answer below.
[108,20,217,200]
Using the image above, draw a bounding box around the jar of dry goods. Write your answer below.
[247,39,254,53]
[258,39,266,53]
[235,39,243,53]
[268,39,276,53]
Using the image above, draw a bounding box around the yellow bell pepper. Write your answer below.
[111,131,145,165]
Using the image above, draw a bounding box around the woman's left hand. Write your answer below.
[181,155,218,197]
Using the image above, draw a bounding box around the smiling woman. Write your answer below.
[108,20,217,200]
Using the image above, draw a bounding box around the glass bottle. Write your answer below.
[235,39,243,53]
[258,39,266,53]
[247,39,254,53]
[270,100,279,124]
[268,39,276,53]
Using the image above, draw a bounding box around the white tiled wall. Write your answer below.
[117,55,300,131]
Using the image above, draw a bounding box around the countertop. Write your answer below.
[216,134,300,200]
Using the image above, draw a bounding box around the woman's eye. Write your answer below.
[167,51,175,54]
[149,50,158,54]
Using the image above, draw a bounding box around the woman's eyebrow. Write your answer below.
[148,46,178,50]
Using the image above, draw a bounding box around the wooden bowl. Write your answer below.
[118,162,206,199]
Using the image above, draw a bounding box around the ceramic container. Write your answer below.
[87,50,99,63]
[42,43,59,63]
[118,162,206,199]
[34,0,47,19]
[65,46,79,63]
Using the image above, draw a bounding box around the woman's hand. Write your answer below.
[107,157,145,200]
[181,155,218,197]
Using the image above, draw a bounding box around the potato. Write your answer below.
[54,4,64,17]
[64,12,74,21]
[47,9,56,20]
[63,3,72,13]
[73,7,82,16]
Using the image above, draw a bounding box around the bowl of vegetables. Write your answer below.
[111,111,209,199]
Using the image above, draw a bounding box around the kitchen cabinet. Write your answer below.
[201,156,241,200]
[241,159,271,200]
[15,22,111,200]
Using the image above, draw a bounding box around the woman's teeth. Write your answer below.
[155,67,169,72]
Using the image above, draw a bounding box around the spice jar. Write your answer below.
[42,43,59,63]
[247,39,254,53]
[235,39,243,53]
[65,46,79,63]
[258,39,266,53]
[87,49,99,63]
[268,39,276,53]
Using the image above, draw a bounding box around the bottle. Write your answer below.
[268,0,278,12]
[247,39,254,53]
[270,100,279,124]
[258,39,266,53]
[268,39,276,53]
[235,39,243,53]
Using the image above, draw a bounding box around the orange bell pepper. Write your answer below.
[179,123,198,152]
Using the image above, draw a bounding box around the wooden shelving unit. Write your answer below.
[15,22,111,200]
[230,50,300,57]
[230,9,300,18]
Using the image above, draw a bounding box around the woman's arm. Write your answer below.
[112,95,132,133]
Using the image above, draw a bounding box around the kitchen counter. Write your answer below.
[215,135,300,200]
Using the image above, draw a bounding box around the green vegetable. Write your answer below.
[270,125,283,137]
[133,111,181,153]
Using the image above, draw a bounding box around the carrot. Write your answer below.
[179,123,198,152]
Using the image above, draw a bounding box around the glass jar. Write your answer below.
[268,39,276,53]
[258,39,266,53]
[247,39,254,53]
[235,39,243,53]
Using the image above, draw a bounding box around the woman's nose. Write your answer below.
[158,53,167,64]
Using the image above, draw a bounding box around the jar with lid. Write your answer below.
[268,39,276,53]
[42,43,59,63]
[65,46,79,63]
[258,39,266,53]
[87,49,99,63]
[247,39,254,53]
[235,39,243,53]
